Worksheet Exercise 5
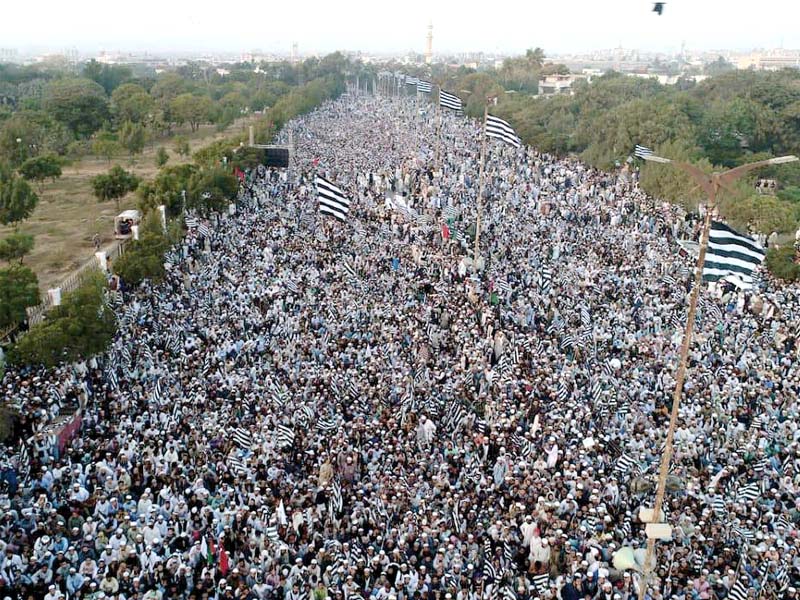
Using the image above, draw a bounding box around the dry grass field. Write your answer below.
[0,118,254,292]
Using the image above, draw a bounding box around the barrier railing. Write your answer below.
[24,241,128,328]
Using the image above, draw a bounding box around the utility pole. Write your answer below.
[635,152,799,600]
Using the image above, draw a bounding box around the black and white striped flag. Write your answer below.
[735,482,760,503]
[276,424,295,448]
[486,114,521,148]
[726,576,750,600]
[703,221,766,289]
[614,453,640,477]
[330,477,343,516]
[228,455,248,476]
[265,525,280,543]
[316,175,351,222]
[439,90,463,112]
[532,574,550,595]
[634,144,654,158]
[417,80,432,93]
[232,428,253,450]
[540,266,553,290]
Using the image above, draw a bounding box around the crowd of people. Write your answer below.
[1,92,799,600]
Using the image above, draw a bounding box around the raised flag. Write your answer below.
[315,175,351,222]
[439,90,463,112]
[417,80,433,93]
[486,114,521,148]
[703,221,766,289]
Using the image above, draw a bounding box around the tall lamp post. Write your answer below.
[636,152,799,600]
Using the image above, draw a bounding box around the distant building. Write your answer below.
[538,74,590,96]
[626,72,708,85]
[0,48,18,63]
[425,22,433,65]
[735,49,800,71]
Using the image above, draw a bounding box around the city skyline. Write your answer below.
[2,0,799,57]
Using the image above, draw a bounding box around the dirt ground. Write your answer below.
[0,117,254,292]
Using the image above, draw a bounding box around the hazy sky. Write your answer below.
[2,0,799,56]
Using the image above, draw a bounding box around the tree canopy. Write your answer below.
[10,271,116,368]
[0,164,39,225]
[91,165,140,210]
[0,263,39,329]
[43,78,110,138]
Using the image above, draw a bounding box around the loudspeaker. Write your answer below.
[263,147,289,168]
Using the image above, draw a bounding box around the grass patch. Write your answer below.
[0,117,255,292]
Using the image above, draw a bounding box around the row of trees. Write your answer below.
[0,53,364,168]
[0,61,350,367]
[490,69,800,236]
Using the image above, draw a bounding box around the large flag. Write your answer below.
[315,175,351,222]
[634,144,654,158]
[486,114,521,148]
[417,80,432,93]
[439,90,463,112]
[703,221,766,289]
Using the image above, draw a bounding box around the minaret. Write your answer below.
[425,22,433,64]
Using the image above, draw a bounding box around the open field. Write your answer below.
[0,117,255,293]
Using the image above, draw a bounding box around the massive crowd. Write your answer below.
[1,93,799,600]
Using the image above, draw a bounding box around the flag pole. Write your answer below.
[473,97,491,270]
[635,153,797,600]
[637,197,713,600]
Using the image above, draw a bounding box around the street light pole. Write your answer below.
[636,153,798,600]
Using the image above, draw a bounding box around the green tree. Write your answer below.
[18,153,62,193]
[138,163,196,216]
[44,78,110,138]
[91,165,140,211]
[0,263,39,328]
[173,136,190,157]
[169,93,213,131]
[112,214,171,286]
[118,120,146,158]
[155,147,169,167]
[0,110,72,167]
[11,270,116,367]
[0,165,39,225]
[765,245,800,282]
[187,167,238,214]
[111,82,155,124]
[82,60,132,95]
[0,232,35,263]
[92,131,122,162]
[721,192,799,235]
[150,73,188,105]
[705,56,735,76]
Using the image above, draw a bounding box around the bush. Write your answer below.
[765,245,800,282]
[155,147,169,167]
[0,232,35,263]
[112,214,171,286]
[0,263,39,328]
[10,270,116,368]
[187,167,239,215]
[137,163,197,217]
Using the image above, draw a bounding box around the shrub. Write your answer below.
[765,245,800,282]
